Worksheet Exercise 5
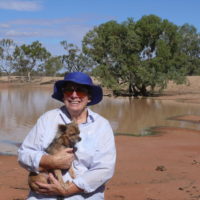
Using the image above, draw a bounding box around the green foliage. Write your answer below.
[83,15,200,96]
[61,41,94,73]
[0,39,16,79]
[43,56,63,76]
[135,14,163,54]
[13,41,51,81]
[83,20,142,92]
[178,24,200,75]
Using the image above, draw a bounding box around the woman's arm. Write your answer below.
[73,121,116,193]
[34,173,83,196]
[39,148,74,171]
[18,111,74,172]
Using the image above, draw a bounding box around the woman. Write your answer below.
[18,72,116,199]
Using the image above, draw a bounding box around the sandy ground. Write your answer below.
[1,76,200,200]
[2,127,200,200]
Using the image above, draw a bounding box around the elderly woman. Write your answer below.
[18,72,116,200]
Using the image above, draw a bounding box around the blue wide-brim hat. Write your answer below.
[52,72,103,106]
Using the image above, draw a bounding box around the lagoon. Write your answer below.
[1,85,200,155]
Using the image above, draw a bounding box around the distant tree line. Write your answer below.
[0,14,200,96]
[0,39,93,82]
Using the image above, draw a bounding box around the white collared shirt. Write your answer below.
[18,106,116,200]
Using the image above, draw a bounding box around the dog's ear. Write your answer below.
[58,124,67,133]
[71,122,80,134]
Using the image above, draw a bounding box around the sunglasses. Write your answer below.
[62,86,89,98]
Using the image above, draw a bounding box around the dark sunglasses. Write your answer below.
[62,86,89,98]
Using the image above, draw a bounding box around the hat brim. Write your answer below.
[52,80,103,106]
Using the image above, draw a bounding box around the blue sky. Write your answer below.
[0,0,199,56]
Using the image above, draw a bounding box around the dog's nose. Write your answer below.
[73,147,77,152]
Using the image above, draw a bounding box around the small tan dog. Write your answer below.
[28,122,81,192]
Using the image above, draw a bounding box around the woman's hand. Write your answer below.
[35,173,67,196]
[39,148,74,171]
[52,148,74,169]
[35,173,83,196]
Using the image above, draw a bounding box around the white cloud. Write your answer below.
[0,15,96,54]
[1,22,91,43]
[0,17,92,41]
[5,30,39,37]
[0,23,10,28]
[0,0,42,11]
[6,17,88,26]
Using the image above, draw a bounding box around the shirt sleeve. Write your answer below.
[73,120,116,193]
[17,114,48,173]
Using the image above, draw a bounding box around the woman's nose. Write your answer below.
[71,90,78,97]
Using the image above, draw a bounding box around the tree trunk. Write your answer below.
[27,71,31,82]
[7,73,11,82]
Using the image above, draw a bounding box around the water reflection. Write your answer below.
[93,97,200,135]
[1,85,200,154]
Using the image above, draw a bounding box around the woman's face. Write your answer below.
[62,82,91,116]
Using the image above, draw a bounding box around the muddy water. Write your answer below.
[1,85,200,155]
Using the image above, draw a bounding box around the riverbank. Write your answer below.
[1,75,200,95]
[1,76,200,199]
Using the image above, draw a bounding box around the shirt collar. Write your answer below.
[59,106,95,124]
[86,108,95,123]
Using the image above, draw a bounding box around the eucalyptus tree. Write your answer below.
[83,19,142,94]
[178,23,200,75]
[43,56,63,76]
[0,39,16,81]
[60,41,95,73]
[82,15,193,96]
[134,15,187,92]
[14,41,51,81]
